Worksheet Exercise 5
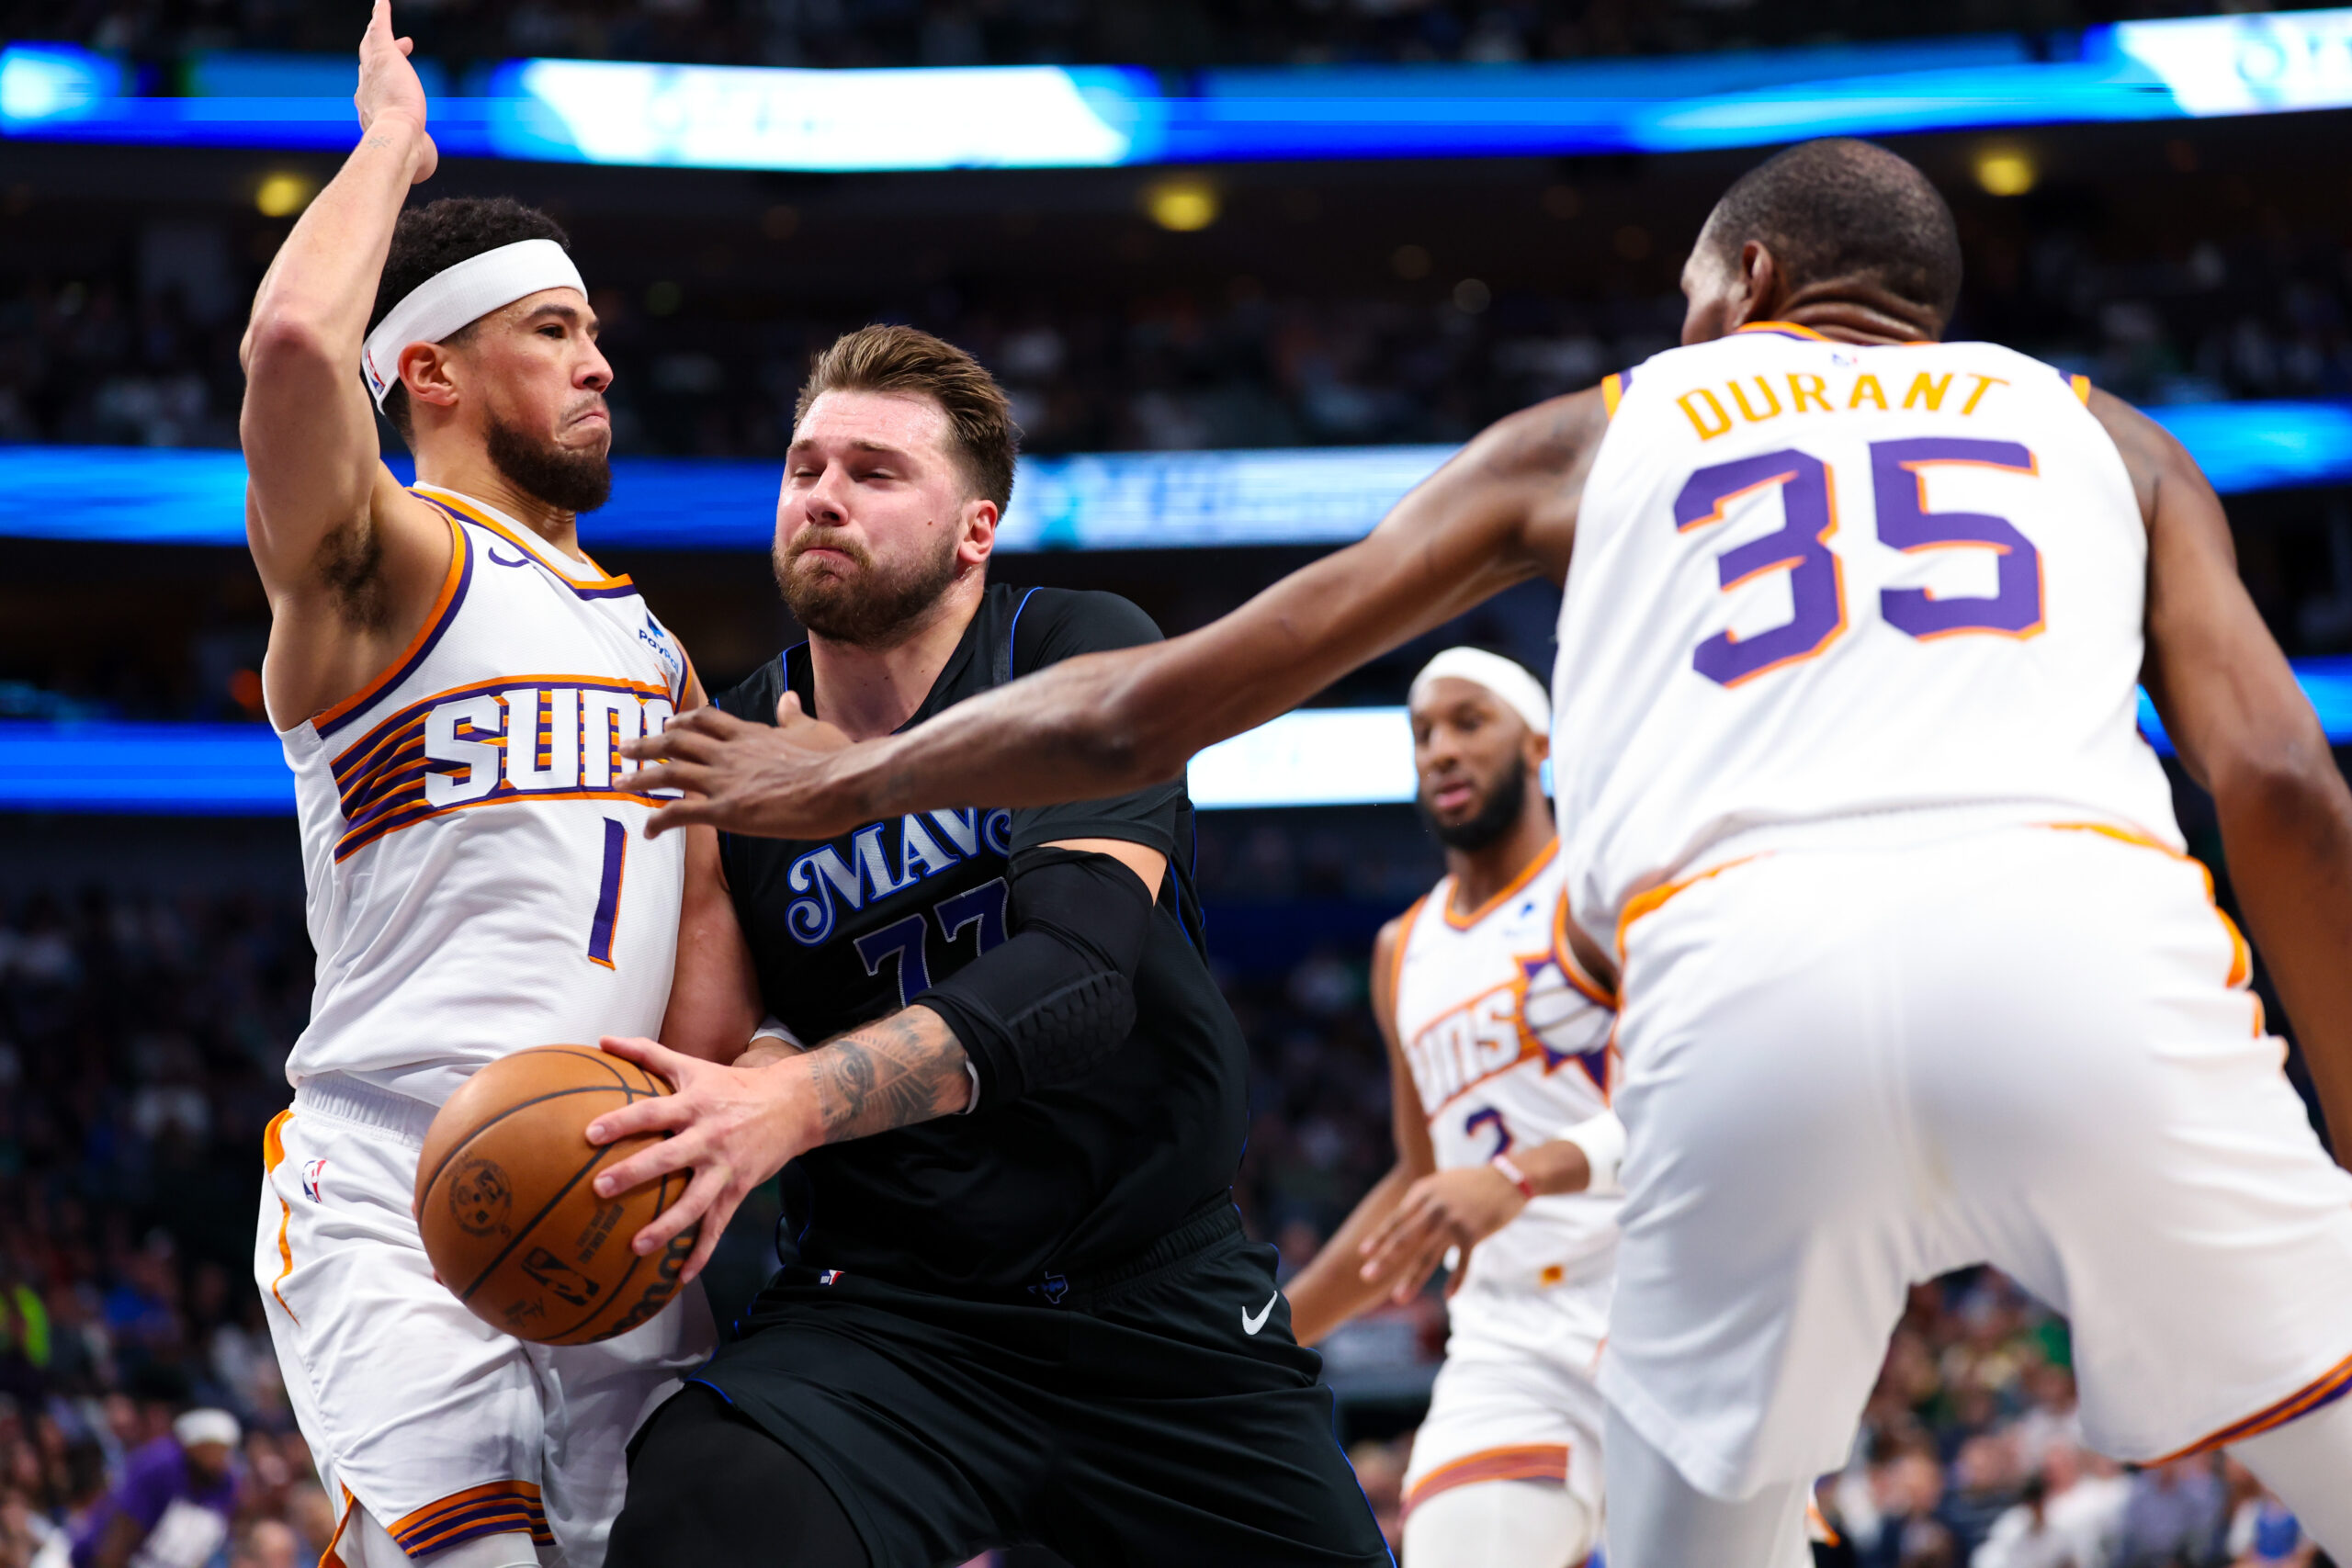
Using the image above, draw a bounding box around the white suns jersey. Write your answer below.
[277,485,692,1106]
[1387,842,1618,1293]
[1555,328,2182,937]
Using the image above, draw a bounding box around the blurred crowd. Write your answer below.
[0,878,2334,1566]
[10,219,2352,465]
[0,886,324,1566]
[3,0,2263,73]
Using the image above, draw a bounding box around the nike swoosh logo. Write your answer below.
[487,547,533,568]
[1241,1292,1279,1336]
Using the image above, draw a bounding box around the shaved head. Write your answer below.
[1701,139,1962,327]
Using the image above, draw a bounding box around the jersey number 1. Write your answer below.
[1675,437,2041,688]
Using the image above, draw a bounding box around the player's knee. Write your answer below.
[1400,1479,1593,1568]
[611,1385,867,1568]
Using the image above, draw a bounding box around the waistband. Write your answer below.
[1684,800,2172,878]
[1028,1196,1244,1307]
[291,1074,440,1146]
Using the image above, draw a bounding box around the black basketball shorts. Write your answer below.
[646,1201,1394,1568]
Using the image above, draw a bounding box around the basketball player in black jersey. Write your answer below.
[584,325,1391,1568]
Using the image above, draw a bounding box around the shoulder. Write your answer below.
[717,651,793,726]
[1461,387,1610,486]
[1377,890,1437,964]
[1005,586,1164,671]
[2080,385,2185,524]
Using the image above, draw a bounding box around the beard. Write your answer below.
[1419,752,1531,853]
[775,525,961,649]
[485,407,612,514]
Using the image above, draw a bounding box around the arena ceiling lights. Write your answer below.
[7,9,2352,168]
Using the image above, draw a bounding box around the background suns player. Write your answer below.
[239,7,715,1565]
[579,325,1391,1568]
[625,140,2352,1568]
[1287,648,1623,1568]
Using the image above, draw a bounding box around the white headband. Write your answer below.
[361,238,585,409]
[1409,647,1552,739]
[174,1409,241,1449]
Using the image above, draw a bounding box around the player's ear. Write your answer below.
[958,495,998,570]
[402,341,462,412]
[1736,240,1783,326]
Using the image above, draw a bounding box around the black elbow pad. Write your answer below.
[915,847,1155,1106]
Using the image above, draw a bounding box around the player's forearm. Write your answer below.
[831,518,1534,824]
[242,113,430,370]
[794,1006,974,1145]
[1509,1138,1595,1197]
[2213,743,2352,1165]
[1286,1165,1413,1345]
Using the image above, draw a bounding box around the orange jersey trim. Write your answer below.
[1385,894,1430,1027]
[1550,892,1619,1009]
[1614,855,1767,964]
[390,1480,553,1555]
[1736,321,1832,342]
[318,1486,357,1568]
[2041,822,2252,989]
[1601,372,1626,418]
[416,486,631,592]
[334,785,664,863]
[2146,1348,2352,1464]
[310,511,469,737]
[2070,373,2093,404]
[262,1110,299,1325]
[1404,1443,1571,1513]
[1444,839,1560,931]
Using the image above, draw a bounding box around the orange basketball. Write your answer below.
[415,1045,697,1346]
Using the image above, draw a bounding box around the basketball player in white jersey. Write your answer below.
[627,139,2352,1568]
[238,6,716,1563]
[1286,649,1623,1568]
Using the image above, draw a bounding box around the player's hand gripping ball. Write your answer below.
[415,1046,697,1345]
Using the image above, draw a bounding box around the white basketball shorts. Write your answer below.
[1404,1274,1611,1524]
[254,1076,715,1566]
[1600,818,2352,1500]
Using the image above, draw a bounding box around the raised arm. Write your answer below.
[620,388,1609,840]
[2100,389,2352,1161]
[239,0,454,727]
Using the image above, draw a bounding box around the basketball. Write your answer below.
[414,1046,696,1347]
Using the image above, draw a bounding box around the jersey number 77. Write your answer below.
[1675,436,2042,688]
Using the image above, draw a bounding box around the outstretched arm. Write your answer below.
[2102,389,2352,1162]
[240,0,453,727]
[619,389,1608,840]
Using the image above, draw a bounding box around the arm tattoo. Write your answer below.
[807,1010,971,1144]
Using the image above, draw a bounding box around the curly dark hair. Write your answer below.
[1704,138,1962,327]
[368,197,571,445]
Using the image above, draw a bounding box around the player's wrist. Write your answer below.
[1487,1152,1538,1202]
[820,739,894,831]
[766,1052,830,1156]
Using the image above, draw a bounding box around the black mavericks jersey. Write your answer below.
[719,584,1249,1298]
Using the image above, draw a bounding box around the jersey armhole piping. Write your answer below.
[311,511,472,741]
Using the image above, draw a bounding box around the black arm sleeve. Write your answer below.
[913,846,1155,1107]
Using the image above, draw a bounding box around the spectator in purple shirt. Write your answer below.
[70,1410,240,1568]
